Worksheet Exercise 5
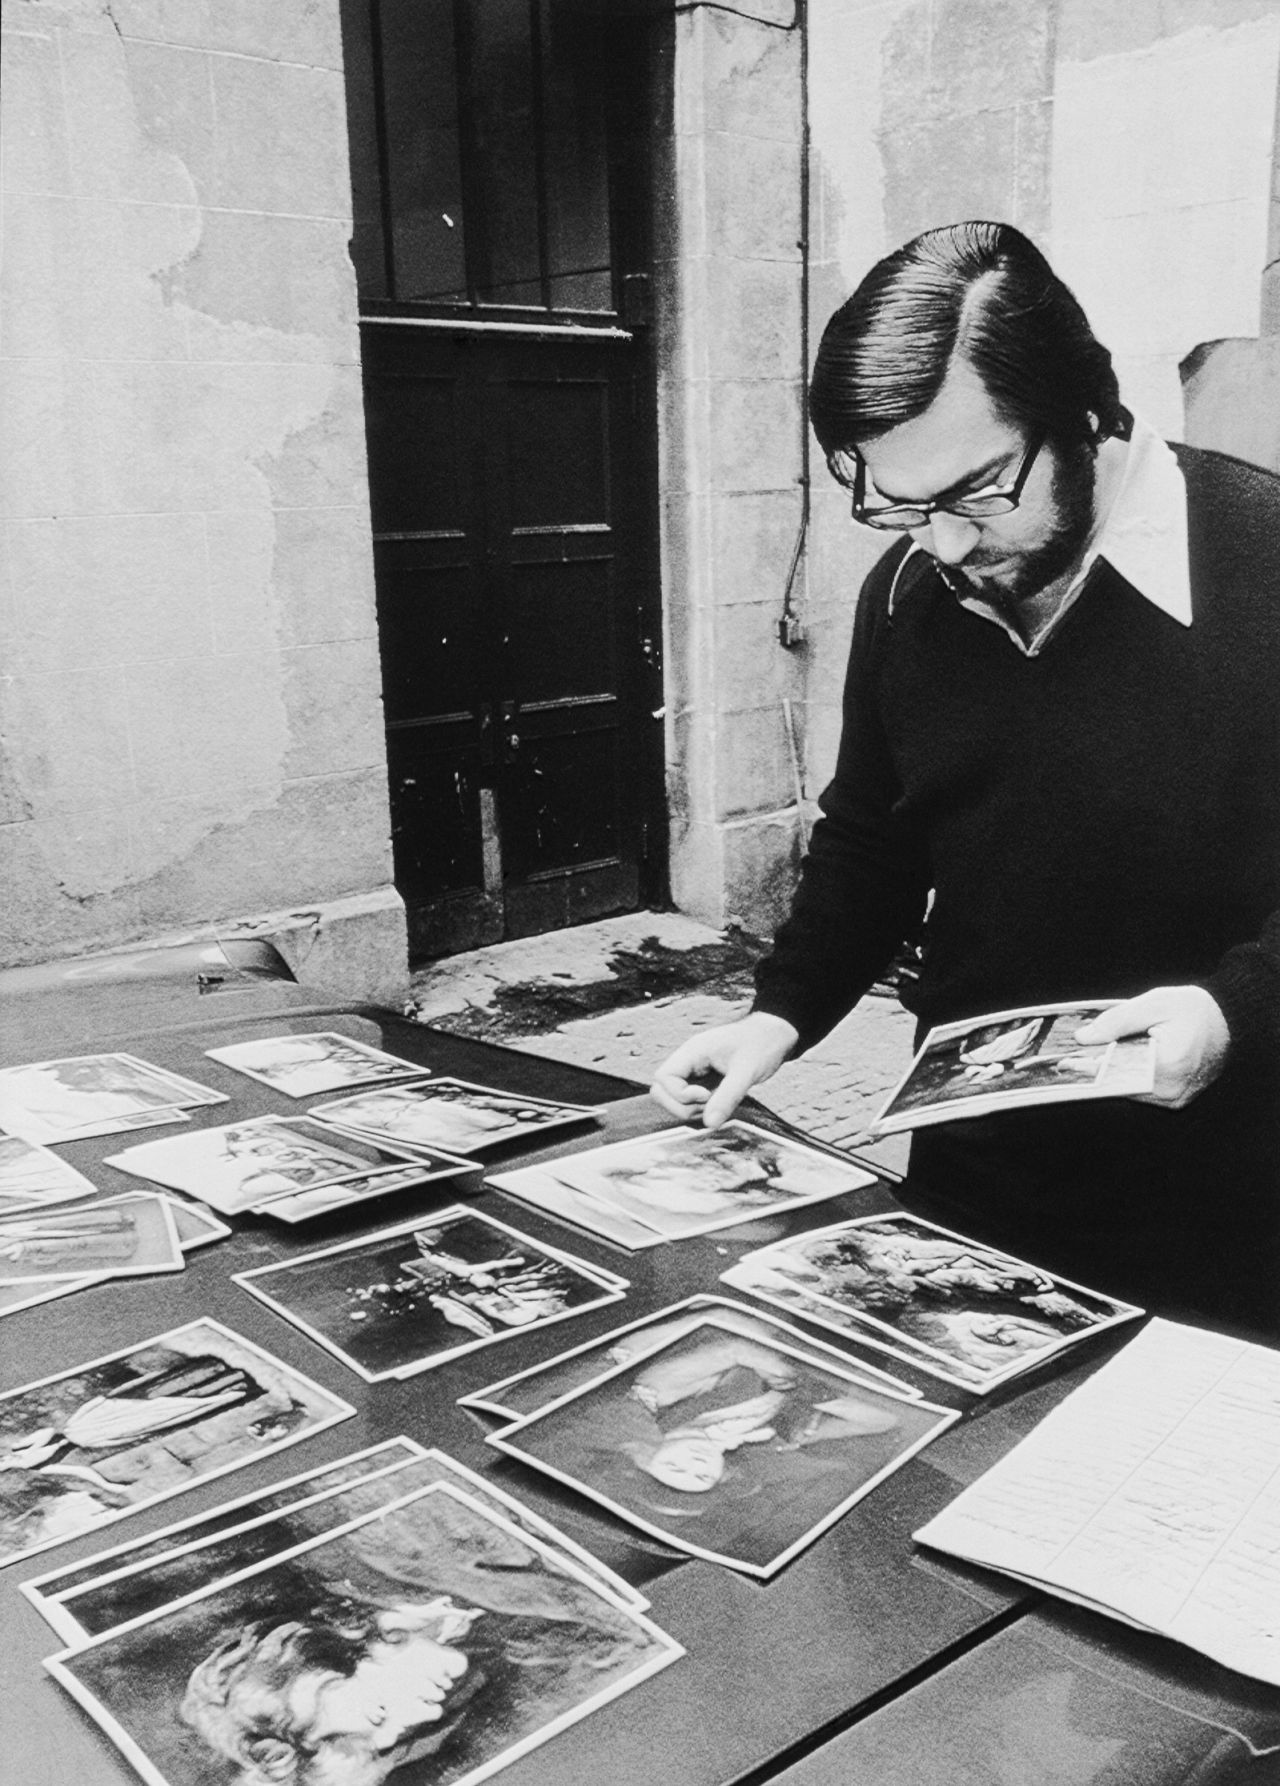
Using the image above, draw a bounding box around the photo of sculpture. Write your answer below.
[550,1121,874,1241]
[490,1322,953,1575]
[313,1077,594,1155]
[105,1117,411,1216]
[0,1319,353,1567]
[0,1053,224,1144]
[234,1207,624,1381]
[872,1001,1155,1134]
[205,1032,425,1098]
[0,1130,99,1212]
[51,1481,681,1786]
[0,1192,181,1284]
[723,1214,1138,1391]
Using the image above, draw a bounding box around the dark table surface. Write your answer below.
[2,950,1276,1785]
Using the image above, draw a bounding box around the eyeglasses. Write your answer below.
[831,433,1046,531]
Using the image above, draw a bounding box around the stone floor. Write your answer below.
[407,911,914,1175]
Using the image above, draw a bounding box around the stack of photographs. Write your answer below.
[37,1444,681,1786]
[203,1030,429,1098]
[483,1308,957,1577]
[311,1075,599,1155]
[0,1053,227,1144]
[720,1211,1143,1393]
[233,1205,629,1381]
[489,1120,877,1249]
[105,1113,481,1223]
[867,1000,1157,1137]
[0,1188,231,1319]
[0,1318,354,1568]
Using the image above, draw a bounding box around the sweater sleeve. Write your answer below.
[752,547,932,1053]
[1204,907,1280,1088]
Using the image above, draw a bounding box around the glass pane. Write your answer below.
[468,0,542,305]
[338,0,387,299]
[380,0,467,302]
[542,0,614,312]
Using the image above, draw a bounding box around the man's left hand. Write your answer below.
[1074,986,1231,1108]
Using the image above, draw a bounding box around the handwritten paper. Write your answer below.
[914,1319,1280,1685]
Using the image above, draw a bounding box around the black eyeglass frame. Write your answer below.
[837,431,1046,531]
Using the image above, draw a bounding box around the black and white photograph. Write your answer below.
[868,1001,1158,1136]
[312,1076,597,1154]
[462,1293,921,1421]
[204,1031,428,1098]
[0,1128,100,1213]
[256,1157,480,1224]
[0,1276,104,1319]
[0,1190,183,1285]
[0,1054,227,1144]
[48,1481,682,1786]
[486,1160,669,1251]
[31,1444,645,1646]
[233,1205,627,1382]
[490,1320,955,1576]
[541,1121,876,1243]
[722,1212,1142,1393]
[164,1199,232,1252]
[0,1318,355,1567]
[104,1115,434,1216]
[23,1438,428,1620]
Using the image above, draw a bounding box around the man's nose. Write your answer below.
[920,511,981,565]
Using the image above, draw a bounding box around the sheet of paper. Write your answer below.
[914,1319,1280,1685]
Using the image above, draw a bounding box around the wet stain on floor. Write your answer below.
[415,931,770,1041]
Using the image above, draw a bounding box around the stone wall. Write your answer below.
[0,0,406,997]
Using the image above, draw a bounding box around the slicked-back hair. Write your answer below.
[809,221,1125,462]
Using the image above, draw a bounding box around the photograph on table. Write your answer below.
[721,1211,1142,1393]
[32,1443,647,1646]
[868,1000,1157,1136]
[0,1275,105,1318]
[0,1190,184,1285]
[0,1128,100,1213]
[23,1437,428,1621]
[0,1318,355,1568]
[312,1076,598,1156]
[204,1030,428,1098]
[256,1155,481,1224]
[487,1159,668,1250]
[488,1319,956,1577]
[0,1053,226,1145]
[233,1205,627,1382]
[47,1480,683,1786]
[535,1121,877,1243]
[461,1292,922,1421]
[104,1115,449,1217]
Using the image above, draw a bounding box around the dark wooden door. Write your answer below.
[363,321,664,958]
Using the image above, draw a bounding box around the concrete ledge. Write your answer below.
[222,885,409,1007]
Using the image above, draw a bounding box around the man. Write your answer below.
[653,221,1278,1335]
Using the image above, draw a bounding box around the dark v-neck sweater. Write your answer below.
[754,444,1279,1326]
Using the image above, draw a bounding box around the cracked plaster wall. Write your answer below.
[0,0,405,988]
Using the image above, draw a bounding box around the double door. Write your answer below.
[363,322,664,958]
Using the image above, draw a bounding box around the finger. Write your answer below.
[1075,997,1156,1043]
[648,1077,709,1120]
[702,1055,763,1128]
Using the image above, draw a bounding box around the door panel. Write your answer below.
[362,324,661,958]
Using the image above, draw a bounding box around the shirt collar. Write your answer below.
[1082,412,1192,627]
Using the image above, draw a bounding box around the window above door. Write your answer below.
[342,0,618,319]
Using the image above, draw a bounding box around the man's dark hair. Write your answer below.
[809,221,1125,460]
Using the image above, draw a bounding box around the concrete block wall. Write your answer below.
[0,0,406,996]
[657,1,812,935]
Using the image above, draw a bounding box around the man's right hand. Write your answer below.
[649,1012,800,1129]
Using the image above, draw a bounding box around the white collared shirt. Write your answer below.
[903,414,1193,656]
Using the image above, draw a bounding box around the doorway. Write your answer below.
[341,0,666,960]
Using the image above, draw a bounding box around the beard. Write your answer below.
[952,441,1098,607]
